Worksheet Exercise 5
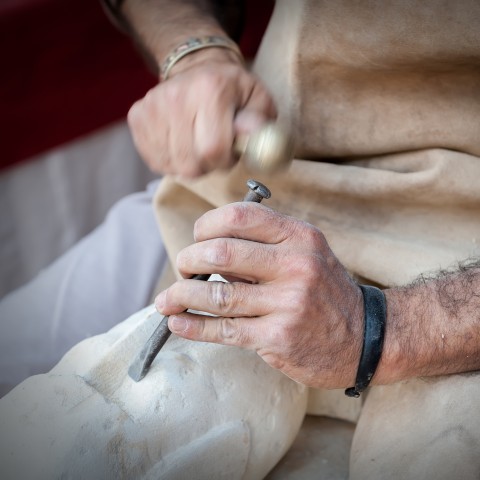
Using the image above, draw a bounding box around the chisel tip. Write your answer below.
[128,314,172,382]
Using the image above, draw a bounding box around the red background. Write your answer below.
[0,0,273,171]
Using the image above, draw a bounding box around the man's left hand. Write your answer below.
[155,202,364,388]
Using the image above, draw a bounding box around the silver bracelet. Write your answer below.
[160,36,244,81]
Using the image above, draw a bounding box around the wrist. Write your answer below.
[370,286,424,385]
[121,0,234,75]
[370,272,480,386]
[335,282,365,389]
[364,288,400,385]
[160,37,244,81]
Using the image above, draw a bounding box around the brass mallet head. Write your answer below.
[234,123,294,173]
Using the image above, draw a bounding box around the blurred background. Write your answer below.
[0,0,273,298]
[0,0,158,297]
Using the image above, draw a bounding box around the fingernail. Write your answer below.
[155,291,166,312]
[170,316,187,333]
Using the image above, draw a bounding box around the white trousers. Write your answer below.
[0,182,167,394]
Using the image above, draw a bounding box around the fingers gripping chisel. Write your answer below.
[128,124,293,382]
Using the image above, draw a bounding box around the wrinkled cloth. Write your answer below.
[155,0,480,287]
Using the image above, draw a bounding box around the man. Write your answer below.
[0,0,478,478]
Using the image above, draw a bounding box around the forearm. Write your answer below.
[104,0,274,177]
[120,0,243,72]
[375,260,480,384]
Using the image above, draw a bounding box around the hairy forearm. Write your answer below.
[375,260,480,384]
[120,0,242,72]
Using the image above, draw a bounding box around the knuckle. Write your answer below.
[285,288,310,318]
[198,70,226,93]
[300,255,322,279]
[223,203,251,229]
[197,137,226,164]
[264,354,285,371]
[163,82,182,105]
[217,318,250,346]
[286,252,322,284]
[276,215,300,243]
[127,102,140,127]
[209,282,236,313]
[144,87,156,104]
[218,317,237,341]
[260,344,292,371]
[209,238,234,268]
[180,163,203,178]
[302,224,326,250]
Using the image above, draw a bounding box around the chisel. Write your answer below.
[128,124,293,382]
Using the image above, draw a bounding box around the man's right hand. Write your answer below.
[127,48,277,178]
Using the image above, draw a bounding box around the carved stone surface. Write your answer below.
[0,305,308,479]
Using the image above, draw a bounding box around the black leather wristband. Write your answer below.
[345,285,386,398]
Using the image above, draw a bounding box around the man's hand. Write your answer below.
[156,201,480,388]
[127,49,276,177]
[155,202,365,388]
